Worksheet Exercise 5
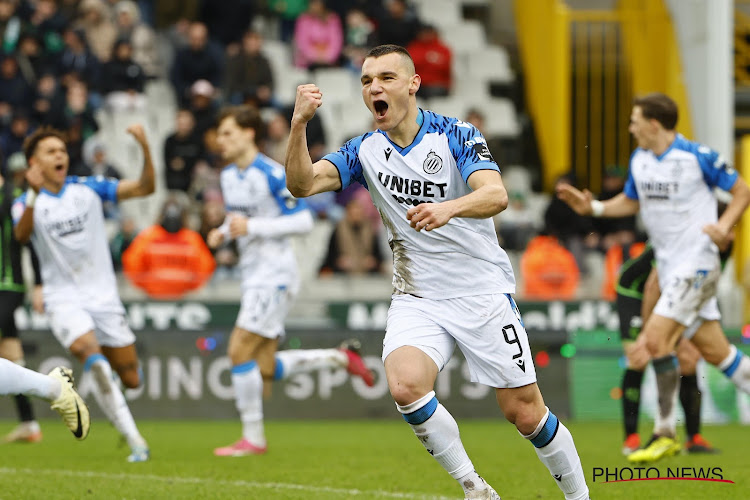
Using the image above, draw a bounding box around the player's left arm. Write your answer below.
[407,169,507,232]
[116,124,156,201]
[704,176,750,246]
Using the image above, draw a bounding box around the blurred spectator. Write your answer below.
[494,190,537,251]
[465,108,503,169]
[520,235,580,300]
[0,0,22,53]
[342,7,376,71]
[154,1,199,31]
[101,38,147,111]
[123,197,215,299]
[80,139,122,178]
[198,0,255,49]
[0,55,33,118]
[263,109,288,164]
[26,0,66,54]
[75,0,117,63]
[49,80,99,171]
[110,216,138,271]
[293,0,344,70]
[377,0,419,49]
[199,198,238,276]
[543,174,599,275]
[188,79,219,141]
[5,150,27,186]
[268,0,308,43]
[114,0,159,78]
[30,72,62,124]
[319,197,385,275]
[593,165,637,251]
[58,27,101,89]
[15,32,53,86]
[282,103,326,161]
[0,112,32,166]
[224,30,274,107]
[163,108,203,192]
[170,21,223,105]
[407,24,452,99]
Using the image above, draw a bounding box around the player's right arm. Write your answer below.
[285,84,342,197]
[556,185,639,218]
[12,164,44,244]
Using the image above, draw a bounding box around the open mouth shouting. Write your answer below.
[373,99,388,120]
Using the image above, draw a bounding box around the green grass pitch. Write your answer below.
[0,419,748,499]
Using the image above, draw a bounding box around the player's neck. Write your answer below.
[651,131,677,157]
[43,180,64,194]
[385,106,422,148]
[234,146,259,170]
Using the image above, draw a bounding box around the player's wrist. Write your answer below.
[25,188,37,208]
[590,199,604,217]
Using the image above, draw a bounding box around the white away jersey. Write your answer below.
[323,109,515,299]
[624,134,738,278]
[220,153,308,290]
[11,176,123,309]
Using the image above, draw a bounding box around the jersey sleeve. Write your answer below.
[446,120,500,184]
[71,176,120,202]
[623,151,639,200]
[322,134,367,190]
[265,165,309,215]
[10,192,28,225]
[694,145,738,191]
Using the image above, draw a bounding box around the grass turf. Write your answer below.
[0,419,748,499]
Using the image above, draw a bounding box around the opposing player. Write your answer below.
[285,45,590,500]
[618,244,719,455]
[0,159,44,442]
[206,105,375,457]
[12,125,155,462]
[0,360,90,440]
[558,92,750,463]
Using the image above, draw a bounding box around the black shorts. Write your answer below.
[615,246,655,342]
[0,291,24,339]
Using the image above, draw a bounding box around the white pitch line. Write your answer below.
[0,467,458,500]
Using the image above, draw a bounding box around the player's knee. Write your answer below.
[69,340,100,362]
[389,383,428,407]
[507,405,544,435]
[116,365,141,388]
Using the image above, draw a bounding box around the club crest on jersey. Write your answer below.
[423,150,443,174]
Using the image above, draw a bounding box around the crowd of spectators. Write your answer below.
[0,0,634,298]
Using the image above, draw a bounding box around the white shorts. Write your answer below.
[383,293,537,389]
[46,302,135,349]
[236,286,295,339]
[654,267,721,327]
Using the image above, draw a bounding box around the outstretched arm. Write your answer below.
[285,84,342,198]
[406,170,508,232]
[116,124,156,201]
[556,183,639,217]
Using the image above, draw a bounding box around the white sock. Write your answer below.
[398,391,481,495]
[232,360,265,446]
[523,408,589,500]
[0,358,59,400]
[85,354,146,450]
[273,349,347,380]
[719,345,750,394]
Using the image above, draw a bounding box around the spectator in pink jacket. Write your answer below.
[293,0,343,70]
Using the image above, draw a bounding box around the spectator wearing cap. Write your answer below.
[170,21,224,106]
[101,37,147,111]
[407,23,452,99]
[114,0,159,78]
[293,0,344,70]
[188,79,218,141]
[75,0,117,63]
[224,30,274,107]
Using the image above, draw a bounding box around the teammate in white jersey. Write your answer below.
[558,93,750,463]
[206,106,375,457]
[285,45,590,500]
[12,125,156,462]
